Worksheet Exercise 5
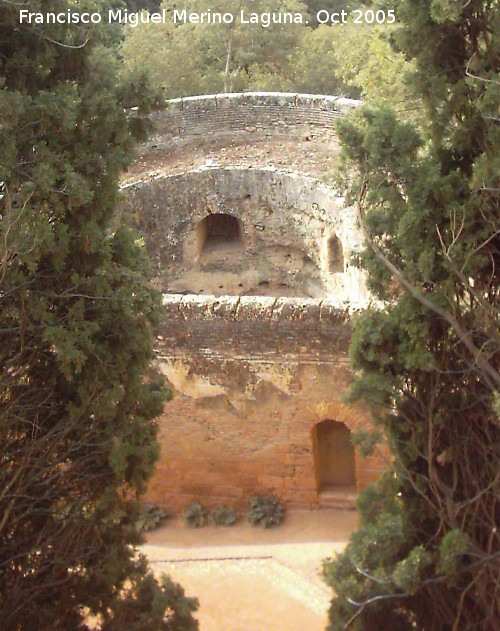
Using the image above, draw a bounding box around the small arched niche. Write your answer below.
[313,419,356,491]
[327,234,344,273]
[196,213,243,257]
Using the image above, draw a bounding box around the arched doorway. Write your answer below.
[196,213,243,256]
[314,419,356,491]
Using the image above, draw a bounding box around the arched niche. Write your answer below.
[196,213,244,257]
[327,234,344,273]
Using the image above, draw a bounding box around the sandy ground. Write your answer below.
[142,509,358,631]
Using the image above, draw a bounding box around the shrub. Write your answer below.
[137,503,170,532]
[248,494,285,528]
[210,505,238,526]
[184,502,208,528]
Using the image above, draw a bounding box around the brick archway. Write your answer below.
[304,400,370,433]
[300,401,379,502]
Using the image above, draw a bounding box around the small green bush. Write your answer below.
[210,504,237,526]
[184,502,208,528]
[136,502,169,532]
[248,494,285,528]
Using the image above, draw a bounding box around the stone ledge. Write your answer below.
[161,294,351,324]
[158,92,361,113]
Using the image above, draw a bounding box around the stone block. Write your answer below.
[284,472,317,489]
[215,92,248,108]
[235,295,275,319]
[179,482,213,496]
[211,296,240,319]
[285,454,315,467]
[165,97,183,111]
[182,94,218,110]
[273,297,321,321]
[210,485,245,500]
[334,97,361,113]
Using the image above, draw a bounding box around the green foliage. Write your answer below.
[437,530,470,576]
[118,0,413,102]
[102,562,199,631]
[124,0,162,10]
[392,546,433,594]
[120,0,307,97]
[210,504,238,526]
[183,503,237,527]
[304,0,362,28]
[493,392,500,417]
[0,2,197,629]
[325,1,500,629]
[184,502,209,528]
[137,503,170,532]
[321,17,414,110]
[248,494,285,528]
[351,428,383,458]
[287,24,359,97]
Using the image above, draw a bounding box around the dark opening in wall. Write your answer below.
[328,234,344,273]
[314,419,356,491]
[196,213,243,256]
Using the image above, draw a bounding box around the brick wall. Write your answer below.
[159,294,352,360]
[146,295,387,511]
[148,92,360,144]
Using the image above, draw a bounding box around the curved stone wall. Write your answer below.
[122,92,386,511]
[147,92,360,147]
[122,166,368,303]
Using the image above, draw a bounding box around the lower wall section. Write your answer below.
[145,358,387,511]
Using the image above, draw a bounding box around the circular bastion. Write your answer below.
[121,93,386,511]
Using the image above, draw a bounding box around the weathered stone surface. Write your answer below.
[147,92,361,149]
[121,167,369,303]
[123,93,386,512]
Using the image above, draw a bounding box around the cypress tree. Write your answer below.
[0,2,197,628]
[325,1,499,629]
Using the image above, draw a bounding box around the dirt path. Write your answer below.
[142,509,357,631]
